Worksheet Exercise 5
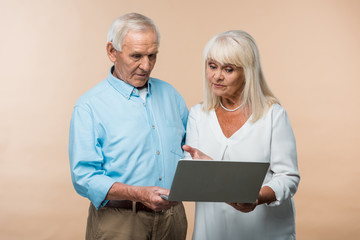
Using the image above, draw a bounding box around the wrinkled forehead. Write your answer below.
[122,30,159,52]
[124,29,158,44]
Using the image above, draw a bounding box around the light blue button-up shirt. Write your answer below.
[69,69,188,209]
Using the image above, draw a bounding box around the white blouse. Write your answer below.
[185,103,300,240]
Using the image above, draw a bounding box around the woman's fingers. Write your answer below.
[182,145,212,160]
[182,145,200,159]
[226,202,257,213]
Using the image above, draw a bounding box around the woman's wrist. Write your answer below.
[257,186,276,205]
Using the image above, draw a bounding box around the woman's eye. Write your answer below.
[225,68,233,73]
[209,64,216,69]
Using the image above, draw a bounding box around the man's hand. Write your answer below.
[134,186,175,211]
[182,145,212,160]
[106,182,176,211]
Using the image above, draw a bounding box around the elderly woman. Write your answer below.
[183,30,300,240]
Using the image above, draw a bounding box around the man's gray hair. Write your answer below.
[107,13,160,51]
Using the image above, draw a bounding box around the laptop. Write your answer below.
[161,159,269,203]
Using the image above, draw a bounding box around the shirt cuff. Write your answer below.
[88,175,117,209]
[262,183,281,207]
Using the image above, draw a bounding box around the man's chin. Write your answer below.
[132,79,149,88]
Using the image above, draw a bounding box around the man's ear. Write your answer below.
[106,42,117,63]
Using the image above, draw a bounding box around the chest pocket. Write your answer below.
[164,119,185,158]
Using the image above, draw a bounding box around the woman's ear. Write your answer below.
[106,42,117,63]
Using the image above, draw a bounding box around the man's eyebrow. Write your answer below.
[130,50,159,55]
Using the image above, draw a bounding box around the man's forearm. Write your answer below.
[106,182,142,202]
[105,182,172,211]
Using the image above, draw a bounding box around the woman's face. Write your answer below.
[206,59,245,100]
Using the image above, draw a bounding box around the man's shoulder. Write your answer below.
[75,80,110,106]
[150,78,187,112]
[150,77,176,90]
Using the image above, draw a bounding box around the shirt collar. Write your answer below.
[106,66,152,100]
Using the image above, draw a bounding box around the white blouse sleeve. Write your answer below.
[264,105,300,206]
[184,105,200,159]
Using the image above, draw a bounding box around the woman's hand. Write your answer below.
[182,145,212,160]
[227,186,276,213]
[226,201,258,213]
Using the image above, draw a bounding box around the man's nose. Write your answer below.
[139,57,151,72]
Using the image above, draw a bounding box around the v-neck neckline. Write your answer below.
[210,109,253,140]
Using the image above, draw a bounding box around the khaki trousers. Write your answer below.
[86,202,187,240]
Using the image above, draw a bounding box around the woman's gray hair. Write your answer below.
[202,30,279,122]
[107,13,160,51]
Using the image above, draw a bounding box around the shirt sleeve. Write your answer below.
[263,105,300,206]
[177,93,189,146]
[184,105,200,159]
[69,105,116,209]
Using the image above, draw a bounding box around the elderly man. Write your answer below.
[69,13,188,239]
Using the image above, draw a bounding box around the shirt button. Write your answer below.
[159,177,162,181]
[132,90,136,93]
[152,125,155,129]
[143,103,146,106]
[156,151,160,155]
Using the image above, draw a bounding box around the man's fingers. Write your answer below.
[141,186,174,211]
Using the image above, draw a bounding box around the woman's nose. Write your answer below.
[213,69,223,80]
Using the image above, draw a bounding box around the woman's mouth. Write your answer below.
[213,83,225,88]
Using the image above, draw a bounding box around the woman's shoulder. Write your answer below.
[267,103,292,123]
[190,103,203,112]
[269,103,284,112]
[189,102,210,120]
[190,102,211,114]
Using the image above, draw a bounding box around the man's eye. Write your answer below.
[132,54,141,59]
[148,54,156,59]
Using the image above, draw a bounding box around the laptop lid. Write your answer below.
[164,159,269,203]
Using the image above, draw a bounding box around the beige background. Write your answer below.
[1,0,360,239]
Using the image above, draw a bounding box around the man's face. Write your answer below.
[107,30,158,88]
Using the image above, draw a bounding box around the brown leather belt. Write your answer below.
[106,200,157,213]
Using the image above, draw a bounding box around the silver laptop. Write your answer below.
[161,159,269,203]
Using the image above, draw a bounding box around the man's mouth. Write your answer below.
[135,73,148,78]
